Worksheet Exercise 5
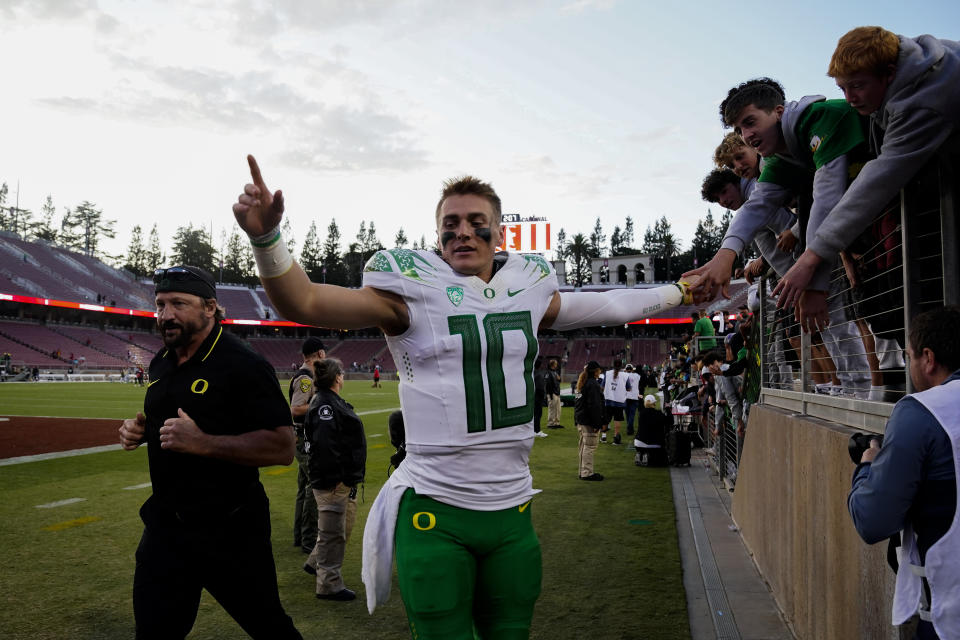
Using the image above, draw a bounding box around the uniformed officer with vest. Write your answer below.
[849,305,960,640]
[290,336,325,553]
[119,265,301,639]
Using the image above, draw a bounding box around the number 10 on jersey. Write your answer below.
[448,311,537,433]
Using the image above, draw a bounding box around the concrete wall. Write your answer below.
[731,404,899,640]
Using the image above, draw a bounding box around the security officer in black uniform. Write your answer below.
[303,357,367,601]
[119,265,301,640]
[290,336,325,553]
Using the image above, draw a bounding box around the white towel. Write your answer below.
[361,465,413,614]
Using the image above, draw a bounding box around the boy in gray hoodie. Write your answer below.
[774,26,960,309]
[686,78,872,333]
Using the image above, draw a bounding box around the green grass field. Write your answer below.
[0,381,690,640]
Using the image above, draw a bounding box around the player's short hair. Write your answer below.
[313,357,345,390]
[720,78,786,127]
[714,132,748,169]
[828,26,900,78]
[701,169,740,203]
[908,305,960,372]
[435,176,502,226]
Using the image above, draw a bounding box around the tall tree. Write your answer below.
[170,223,216,273]
[690,209,720,268]
[0,183,7,229]
[281,218,297,256]
[60,201,116,258]
[718,208,733,241]
[221,226,249,283]
[147,224,165,273]
[622,216,635,250]
[299,221,324,282]
[124,225,148,277]
[394,228,408,249]
[589,218,605,257]
[322,219,347,286]
[554,228,567,261]
[610,225,623,256]
[30,195,58,242]
[642,216,681,280]
[565,233,592,287]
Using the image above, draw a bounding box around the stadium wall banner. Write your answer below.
[0,292,310,327]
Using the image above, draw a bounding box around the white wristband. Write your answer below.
[249,228,294,279]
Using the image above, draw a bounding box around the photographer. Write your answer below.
[848,306,960,640]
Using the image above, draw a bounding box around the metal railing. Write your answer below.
[757,139,960,435]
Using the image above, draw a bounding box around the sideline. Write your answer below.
[0,444,122,467]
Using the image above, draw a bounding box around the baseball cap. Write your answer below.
[154,265,216,299]
[301,336,326,355]
[624,363,634,371]
[644,394,657,406]
[700,366,712,377]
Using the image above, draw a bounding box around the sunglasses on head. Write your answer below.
[153,266,206,284]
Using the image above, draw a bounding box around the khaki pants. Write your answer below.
[578,425,599,477]
[306,483,357,595]
[547,394,562,426]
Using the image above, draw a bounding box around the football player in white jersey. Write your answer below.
[233,155,698,639]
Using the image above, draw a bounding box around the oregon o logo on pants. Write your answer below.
[190,379,209,394]
[412,511,436,531]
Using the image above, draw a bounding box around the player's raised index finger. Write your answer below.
[247,154,268,190]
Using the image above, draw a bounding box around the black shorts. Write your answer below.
[605,404,625,422]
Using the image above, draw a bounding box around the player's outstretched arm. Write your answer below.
[542,276,699,331]
[232,155,408,334]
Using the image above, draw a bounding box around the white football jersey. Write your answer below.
[603,369,629,404]
[363,249,559,510]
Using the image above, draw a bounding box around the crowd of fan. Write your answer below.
[688,26,958,404]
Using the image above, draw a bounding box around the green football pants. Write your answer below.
[395,489,542,640]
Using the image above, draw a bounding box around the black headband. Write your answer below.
[154,266,217,300]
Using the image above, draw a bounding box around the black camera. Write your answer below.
[848,432,883,464]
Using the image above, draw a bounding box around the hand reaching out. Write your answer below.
[232,155,285,237]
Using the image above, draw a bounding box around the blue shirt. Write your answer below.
[848,370,959,561]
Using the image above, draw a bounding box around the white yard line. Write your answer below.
[35,497,87,509]
[0,444,122,467]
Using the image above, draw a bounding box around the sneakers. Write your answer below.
[580,473,604,481]
[535,431,549,438]
[547,424,564,429]
[612,433,622,445]
[316,588,356,602]
[600,433,607,443]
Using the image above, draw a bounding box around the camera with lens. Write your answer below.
[848,432,883,464]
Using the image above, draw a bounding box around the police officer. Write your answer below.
[119,265,301,639]
[303,357,366,601]
[290,336,325,554]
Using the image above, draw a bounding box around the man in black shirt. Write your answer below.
[119,265,301,640]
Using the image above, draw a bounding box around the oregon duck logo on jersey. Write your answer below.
[446,286,464,307]
[809,135,823,153]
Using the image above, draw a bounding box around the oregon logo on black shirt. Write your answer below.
[191,379,209,394]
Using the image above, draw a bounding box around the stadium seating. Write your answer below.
[216,286,264,319]
[326,339,388,371]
